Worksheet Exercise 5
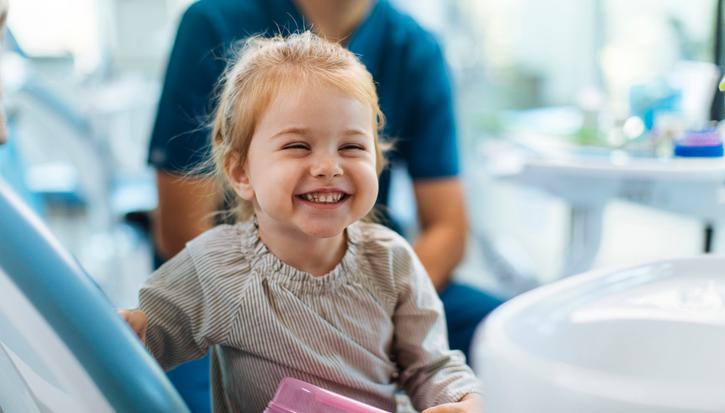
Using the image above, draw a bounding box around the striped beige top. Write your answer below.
[139,219,480,412]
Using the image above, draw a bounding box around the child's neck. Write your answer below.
[256,218,348,277]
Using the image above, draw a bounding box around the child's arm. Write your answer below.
[391,242,482,411]
[136,248,215,370]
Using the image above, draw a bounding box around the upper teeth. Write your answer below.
[302,192,344,203]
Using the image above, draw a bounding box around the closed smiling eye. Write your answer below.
[339,144,366,151]
[281,142,310,150]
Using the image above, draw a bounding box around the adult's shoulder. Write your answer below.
[182,0,271,39]
[377,1,444,59]
[186,0,301,42]
[184,0,265,23]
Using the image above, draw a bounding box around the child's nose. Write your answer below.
[310,154,343,178]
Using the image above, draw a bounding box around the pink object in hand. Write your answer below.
[264,377,390,413]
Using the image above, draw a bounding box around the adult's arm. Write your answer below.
[401,32,467,291]
[412,178,467,291]
[153,172,218,260]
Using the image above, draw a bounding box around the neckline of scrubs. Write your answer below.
[267,0,387,63]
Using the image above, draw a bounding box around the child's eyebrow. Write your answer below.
[342,128,372,138]
[271,127,371,139]
[271,127,309,139]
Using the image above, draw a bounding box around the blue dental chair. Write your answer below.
[0,178,187,413]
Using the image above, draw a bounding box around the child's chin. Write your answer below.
[300,223,347,239]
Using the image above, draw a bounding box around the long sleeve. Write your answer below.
[138,248,213,370]
[138,224,256,372]
[391,240,480,409]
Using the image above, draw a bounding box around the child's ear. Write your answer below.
[226,152,255,201]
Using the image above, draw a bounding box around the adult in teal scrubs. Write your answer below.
[148,1,502,411]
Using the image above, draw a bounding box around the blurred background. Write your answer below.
[3,0,724,307]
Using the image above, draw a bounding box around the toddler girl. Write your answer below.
[121,31,481,413]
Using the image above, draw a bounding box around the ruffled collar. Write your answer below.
[236,217,364,293]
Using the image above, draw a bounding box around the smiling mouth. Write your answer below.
[296,192,349,204]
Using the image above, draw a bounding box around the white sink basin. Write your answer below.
[473,257,725,413]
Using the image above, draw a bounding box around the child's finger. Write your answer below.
[117,309,134,326]
[421,403,458,413]
[422,397,481,413]
[117,309,147,341]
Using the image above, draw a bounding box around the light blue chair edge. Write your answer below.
[0,178,188,413]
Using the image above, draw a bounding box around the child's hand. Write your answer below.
[421,393,483,413]
[117,309,148,343]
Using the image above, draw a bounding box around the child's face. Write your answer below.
[232,81,379,239]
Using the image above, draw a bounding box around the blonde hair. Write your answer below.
[210,31,386,222]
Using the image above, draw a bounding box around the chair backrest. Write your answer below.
[0,178,188,413]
